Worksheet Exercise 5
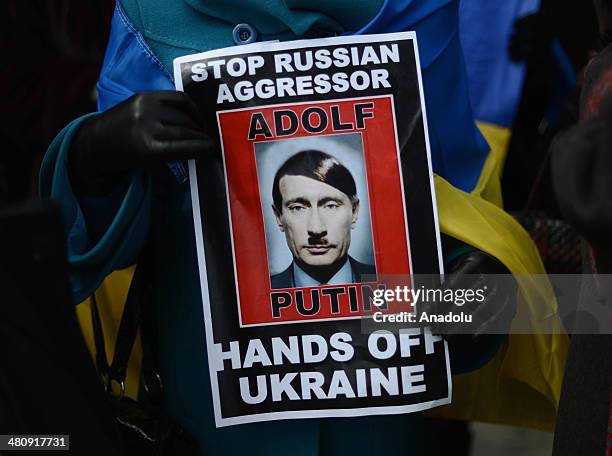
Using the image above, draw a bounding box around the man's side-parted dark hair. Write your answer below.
[272,150,358,210]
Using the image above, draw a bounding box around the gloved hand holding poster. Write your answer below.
[173,32,451,427]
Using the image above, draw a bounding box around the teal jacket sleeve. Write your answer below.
[39,115,152,304]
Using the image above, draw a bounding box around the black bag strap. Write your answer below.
[90,291,109,375]
[91,244,155,400]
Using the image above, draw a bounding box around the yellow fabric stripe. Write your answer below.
[429,175,569,431]
[472,121,512,207]
[427,122,568,431]
[75,267,141,400]
[476,121,513,173]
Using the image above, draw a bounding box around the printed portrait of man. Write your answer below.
[270,149,375,289]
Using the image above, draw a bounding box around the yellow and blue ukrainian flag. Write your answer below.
[71,0,568,431]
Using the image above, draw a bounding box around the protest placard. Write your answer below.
[174,32,450,427]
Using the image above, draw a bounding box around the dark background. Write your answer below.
[0,0,114,204]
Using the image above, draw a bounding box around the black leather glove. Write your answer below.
[69,91,216,194]
[433,251,517,336]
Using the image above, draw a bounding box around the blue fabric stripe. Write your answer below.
[98,4,187,182]
[97,3,174,111]
[459,0,541,128]
[353,0,489,192]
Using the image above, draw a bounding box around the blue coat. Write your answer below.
[40,0,494,454]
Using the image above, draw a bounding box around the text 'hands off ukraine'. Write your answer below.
[174,33,449,427]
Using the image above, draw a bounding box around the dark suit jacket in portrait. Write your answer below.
[270,256,376,290]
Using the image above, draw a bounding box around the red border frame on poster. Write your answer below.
[218,96,413,326]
